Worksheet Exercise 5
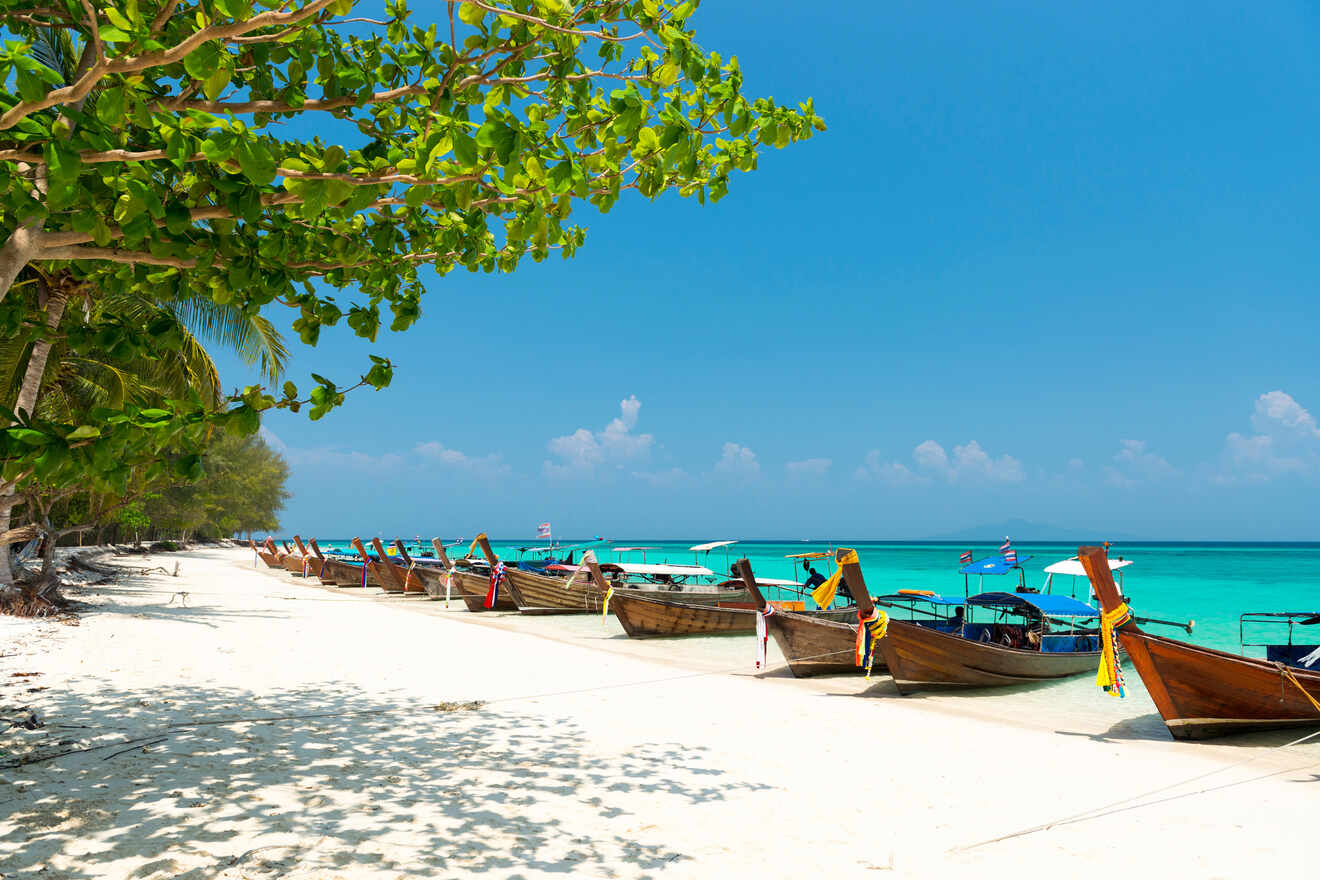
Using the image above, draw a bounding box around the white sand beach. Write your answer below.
[2,547,1316,879]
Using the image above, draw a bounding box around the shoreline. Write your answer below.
[2,546,1316,878]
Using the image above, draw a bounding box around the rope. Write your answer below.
[1277,662,1320,714]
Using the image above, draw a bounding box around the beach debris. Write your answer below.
[7,710,43,730]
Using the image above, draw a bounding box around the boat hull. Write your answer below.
[879,622,1100,694]
[1120,629,1320,740]
[452,570,518,611]
[610,592,852,637]
[765,610,881,677]
[505,569,745,615]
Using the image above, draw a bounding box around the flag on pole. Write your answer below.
[1001,537,1017,566]
[536,522,552,539]
[959,550,972,565]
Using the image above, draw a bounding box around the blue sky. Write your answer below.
[217,0,1320,541]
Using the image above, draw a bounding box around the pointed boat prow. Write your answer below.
[475,533,499,565]
[733,559,767,611]
[431,538,453,568]
[1077,545,1133,627]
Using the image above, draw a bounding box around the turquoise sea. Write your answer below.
[315,539,1320,656]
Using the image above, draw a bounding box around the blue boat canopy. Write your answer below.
[959,554,1033,575]
[874,592,965,607]
[967,591,1098,617]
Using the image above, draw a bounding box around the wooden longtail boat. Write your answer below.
[485,538,747,615]
[305,538,365,586]
[737,552,876,677]
[877,608,1102,694]
[610,591,854,637]
[368,537,425,594]
[277,540,306,574]
[251,538,284,569]
[447,534,518,611]
[349,538,395,590]
[1079,545,1320,740]
[392,539,454,599]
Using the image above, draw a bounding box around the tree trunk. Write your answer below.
[0,282,69,588]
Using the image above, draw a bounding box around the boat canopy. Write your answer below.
[874,591,965,607]
[785,551,833,559]
[613,546,661,552]
[959,554,1033,575]
[967,591,1098,617]
[751,577,804,587]
[1043,556,1134,576]
[690,540,737,552]
[601,561,716,577]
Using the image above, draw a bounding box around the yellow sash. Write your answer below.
[811,549,858,608]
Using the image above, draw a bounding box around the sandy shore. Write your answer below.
[1,547,1316,878]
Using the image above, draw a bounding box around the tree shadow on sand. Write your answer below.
[2,682,769,879]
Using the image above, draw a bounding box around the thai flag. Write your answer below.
[999,537,1012,554]
[536,522,551,539]
[959,550,972,564]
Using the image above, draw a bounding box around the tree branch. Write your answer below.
[0,0,340,130]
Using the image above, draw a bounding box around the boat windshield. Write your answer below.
[1240,612,1320,668]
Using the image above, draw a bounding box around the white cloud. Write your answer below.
[1105,439,1175,488]
[859,440,1023,485]
[1219,390,1320,482]
[715,442,760,477]
[545,395,654,477]
[415,441,511,477]
[785,458,832,479]
[1251,390,1320,438]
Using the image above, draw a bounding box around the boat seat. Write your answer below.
[1266,644,1320,669]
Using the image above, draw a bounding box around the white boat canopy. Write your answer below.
[748,577,803,587]
[1044,557,1134,576]
[689,540,738,552]
[613,546,661,553]
[603,562,716,577]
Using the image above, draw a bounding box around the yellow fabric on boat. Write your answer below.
[855,607,889,680]
[465,535,483,559]
[1097,602,1131,697]
[811,550,858,608]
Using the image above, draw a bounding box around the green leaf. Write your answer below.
[203,62,232,103]
[236,140,277,185]
[458,3,485,26]
[184,42,223,82]
[452,130,478,167]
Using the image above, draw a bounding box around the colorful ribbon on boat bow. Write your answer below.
[811,550,858,609]
[602,583,614,625]
[1097,602,1131,698]
[755,604,777,669]
[318,557,327,580]
[359,559,369,588]
[443,566,454,608]
[855,607,889,680]
[484,561,506,610]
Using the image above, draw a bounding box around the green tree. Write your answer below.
[0,0,822,584]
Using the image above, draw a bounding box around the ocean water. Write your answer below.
[304,538,1320,750]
